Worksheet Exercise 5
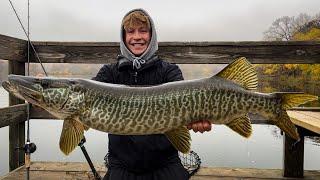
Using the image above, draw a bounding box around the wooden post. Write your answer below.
[8,60,25,171]
[283,127,304,178]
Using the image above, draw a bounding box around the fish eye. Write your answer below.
[41,80,49,89]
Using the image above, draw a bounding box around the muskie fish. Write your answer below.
[2,57,318,155]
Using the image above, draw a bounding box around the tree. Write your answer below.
[294,18,320,40]
[292,18,320,81]
[260,12,320,81]
[263,13,312,41]
[294,27,320,40]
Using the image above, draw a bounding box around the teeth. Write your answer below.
[132,43,144,46]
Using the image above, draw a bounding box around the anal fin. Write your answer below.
[226,114,252,138]
[165,126,191,154]
[274,110,300,140]
[59,117,86,155]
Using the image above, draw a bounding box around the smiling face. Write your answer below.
[122,11,151,56]
[125,26,151,56]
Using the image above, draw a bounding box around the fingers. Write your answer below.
[187,120,212,133]
[203,120,212,131]
[193,122,204,133]
[187,123,192,130]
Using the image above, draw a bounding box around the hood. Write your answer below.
[119,8,158,70]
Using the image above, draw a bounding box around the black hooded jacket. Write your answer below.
[92,56,184,173]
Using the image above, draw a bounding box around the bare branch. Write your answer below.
[263,12,317,41]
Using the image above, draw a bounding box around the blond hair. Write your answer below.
[122,11,151,30]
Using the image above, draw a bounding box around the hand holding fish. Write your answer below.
[187,120,212,133]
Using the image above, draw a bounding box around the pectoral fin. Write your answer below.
[59,118,86,155]
[165,126,191,154]
[83,124,90,131]
[226,114,252,138]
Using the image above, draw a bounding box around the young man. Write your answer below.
[93,9,212,180]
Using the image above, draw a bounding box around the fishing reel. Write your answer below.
[15,142,37,154]
[23,142,37,154]
[15,142,37,167]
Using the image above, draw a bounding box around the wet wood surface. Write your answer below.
[0,104,28,128]
[284,111,320,178]
[1,34,320,64]
[27,41,320,64]
[288,110,320,134]
[1,162,320,180]
[0,34,26,62]
[8,61,26,171]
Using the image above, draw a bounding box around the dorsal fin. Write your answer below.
[216,57,258,90]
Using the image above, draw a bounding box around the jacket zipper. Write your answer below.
[133,71,138,84]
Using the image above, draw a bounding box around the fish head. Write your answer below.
[3,75,85,117]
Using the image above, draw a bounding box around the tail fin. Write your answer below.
[273,93,318,140]
[278,93,318,110]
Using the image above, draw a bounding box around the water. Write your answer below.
[0,87,9,177]
[0,87,319,177]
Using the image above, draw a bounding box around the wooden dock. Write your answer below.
[288,110,320,134]
[1,162,320,180]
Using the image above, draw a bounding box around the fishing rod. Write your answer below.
[8,1,101,179]
[78,137,102,180]
[8,0,47,76]
[8,1,37,179]
[25,1,35,179]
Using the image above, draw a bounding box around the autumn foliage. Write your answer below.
[260,16,320,81]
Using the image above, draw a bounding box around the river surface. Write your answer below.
[0,86,320,177]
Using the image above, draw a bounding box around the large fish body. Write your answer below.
[2,57,318,155]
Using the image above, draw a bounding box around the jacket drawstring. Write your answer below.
[132,57,146,69]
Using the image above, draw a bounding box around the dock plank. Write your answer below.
[287,110,320,134]
[1,162,320,180]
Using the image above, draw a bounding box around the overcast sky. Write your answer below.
[0,0,319,42]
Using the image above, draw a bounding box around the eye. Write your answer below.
[140,29,148,33]
[126,29,134,34]
[70,81,76,85]
[41,80,49,89]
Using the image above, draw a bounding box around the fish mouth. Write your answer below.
[2,80,13,92]
[2,80,25,100]
[8,75,40,91]
[19,85,42,103]
[5,75,43,104]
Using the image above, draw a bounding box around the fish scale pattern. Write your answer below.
[78,78,279,135]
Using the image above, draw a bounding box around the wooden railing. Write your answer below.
[0,34,319,177]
